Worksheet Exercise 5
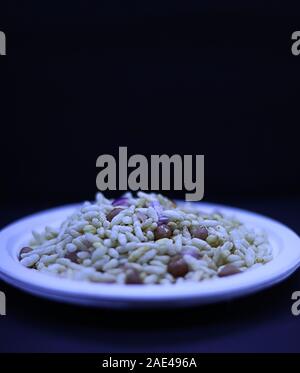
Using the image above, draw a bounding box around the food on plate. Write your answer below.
[19,192,273,284]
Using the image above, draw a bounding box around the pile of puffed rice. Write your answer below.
[19,192,273,284]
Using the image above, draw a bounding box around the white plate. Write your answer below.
[0,202,299,308]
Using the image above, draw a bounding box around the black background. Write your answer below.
[1,1,300,354]
[1,2,300,207]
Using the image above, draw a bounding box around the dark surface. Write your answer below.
[0,198,299,353]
